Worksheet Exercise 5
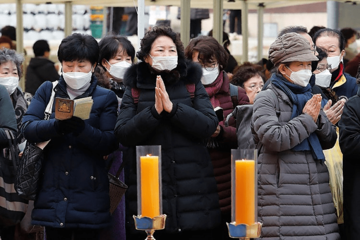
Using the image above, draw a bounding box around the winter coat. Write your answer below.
[21,76,118,229]
[339,87,360,239]
[252,78,340,239]
[330,63,358,99]
[205,71,249,214]
[25,57,59,95]
[0,85,17,149]
[115,60,221,235]
[344,54,360,77]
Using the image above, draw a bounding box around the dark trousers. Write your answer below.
[46,227,100,240]
[107,7,124,35]
[229,10,242,34]
[0,225,15,240]
[127,229,217,240]
[190,19,202,38]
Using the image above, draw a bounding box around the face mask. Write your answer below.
[315,69,332,88]
[348,41,358,52]
[0,77,19,95]
[286,66,312,87]
[327,54,342,71]
[201,67,219,85]
[106,60,131,80]
[62,70,92,90]
[150,55,178,71]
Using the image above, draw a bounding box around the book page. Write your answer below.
[73,97,93,120]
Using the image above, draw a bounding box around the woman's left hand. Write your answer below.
[157,76,173,113]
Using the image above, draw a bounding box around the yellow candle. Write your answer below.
[140,155,160,218]
[235,159,255,225]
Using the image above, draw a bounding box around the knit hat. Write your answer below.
[269,32,318,66]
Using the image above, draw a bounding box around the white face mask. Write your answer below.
[286,66,312,87]
[201,67,219,85]
[315,69,332,88]
[106,60,131,80]
[348,41,358,53]
[62,70,92,90]
[0,77,19,95]
[327,54,342,71]
[150,55,178,71]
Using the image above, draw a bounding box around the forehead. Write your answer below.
[316,35,340,49]
[246,75,263,84]
[0,61,17,70]
[151,36,176,48]
[115,46,129,57]
[299,33,313,46]
[62,59,91,64]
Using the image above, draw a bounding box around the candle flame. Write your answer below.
[146,154,152,157]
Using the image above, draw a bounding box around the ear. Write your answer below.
[144,55,150,64]
[101,59,109,69]
[340,49,346,60]
[278,64,287,75]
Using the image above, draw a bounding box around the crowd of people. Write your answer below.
[0,21,360,240]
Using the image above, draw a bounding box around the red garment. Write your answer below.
[205,71,249,213]
[345,54,360,77]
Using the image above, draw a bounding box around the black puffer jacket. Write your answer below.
[115,60,221,234]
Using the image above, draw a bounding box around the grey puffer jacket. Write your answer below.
[251,82,340,240]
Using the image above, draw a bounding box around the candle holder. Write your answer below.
[134,145,166,240]
[227,149,262,239]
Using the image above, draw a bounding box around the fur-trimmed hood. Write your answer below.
[124,59,203,89]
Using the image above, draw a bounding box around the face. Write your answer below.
[243,75,264,104]
[316,35,344,58]
[347,34,356,47]
[0,61,18,78]
[102,46,132,71]
[300,33,317,55]
[313,58,329,74]
[0,43,11,49]
[144,36,177,66]
[192,50,218,71]
[279,61,312,83]
[62,60,95,73]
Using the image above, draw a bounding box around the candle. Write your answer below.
[235,159,255,225]
[140,155,160,218]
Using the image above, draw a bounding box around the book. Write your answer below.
[55,97,93,120]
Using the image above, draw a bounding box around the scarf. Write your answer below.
[66,81,91,100]
[11,88,28,144]
[204,71,224,107]
[271,74,325,162]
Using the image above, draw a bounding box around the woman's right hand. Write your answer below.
[323,99,345,125]
[155,77,163,114]
[303,94,322,123]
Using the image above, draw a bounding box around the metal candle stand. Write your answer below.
[134,215,167,240]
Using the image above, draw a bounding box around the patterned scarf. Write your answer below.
[11,88,28,144]
[204,71,224,108]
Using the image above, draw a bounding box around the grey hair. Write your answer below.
[0,47,24,78]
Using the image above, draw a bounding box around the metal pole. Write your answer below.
[327,1,339,29]
[109,7,113,33]
[180,0,191,47]
[138,0,145,50]
[213,0,223,44]
[64,2,72,37]
[102,7,108,37]
[242,0,248,62]
[257,3,264,61]
[16,0,25,90]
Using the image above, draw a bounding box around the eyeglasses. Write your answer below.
[315,64,332,72]
[199,61,218,71]
[311,45,317,55]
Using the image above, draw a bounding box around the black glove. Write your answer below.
[55,117,85,136]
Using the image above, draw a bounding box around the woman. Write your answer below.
[115,27,221,240]
[21,33,118,240]
[232,62,264,104]
[184,35,249,240]
[96,35,135,240]
[252,32,340,239]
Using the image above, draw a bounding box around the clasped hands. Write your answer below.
[155,75,173,114]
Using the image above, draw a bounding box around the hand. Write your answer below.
[155,76,163,114]
[211,125,221,138]
[303,94,322,123]
[157,76,173,113]
[55,116,85,135]
[323,99,345,125]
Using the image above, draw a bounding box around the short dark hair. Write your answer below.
[308,26,325,38]
[312,47,327,71]
[340,27,357,42]
[279,26,307,37]
[137,27,184,63]
[184,35,229,72]
[1,26,16,41]
[0,48,24,78]
[33,40,50,57]
[232,62,264,87]
[98,35,135,69]
[207,29,231,50]
[313,28,346,51]
[58,33,99,65]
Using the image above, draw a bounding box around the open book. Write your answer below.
[55,97,93,120]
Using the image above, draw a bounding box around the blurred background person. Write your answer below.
[229,9,241,39]
[340,27,358,66]
[308,25,325,38]
[25,40,59,96]
[0,36,14,50]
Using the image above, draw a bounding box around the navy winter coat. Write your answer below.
[21,76,118,229]
[115,60,221,235]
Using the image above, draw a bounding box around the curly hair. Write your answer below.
[0,47,24,78]
[232,62,264,87]
[136,27,185,63]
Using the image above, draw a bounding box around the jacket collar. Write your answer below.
[55,74,98,99]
